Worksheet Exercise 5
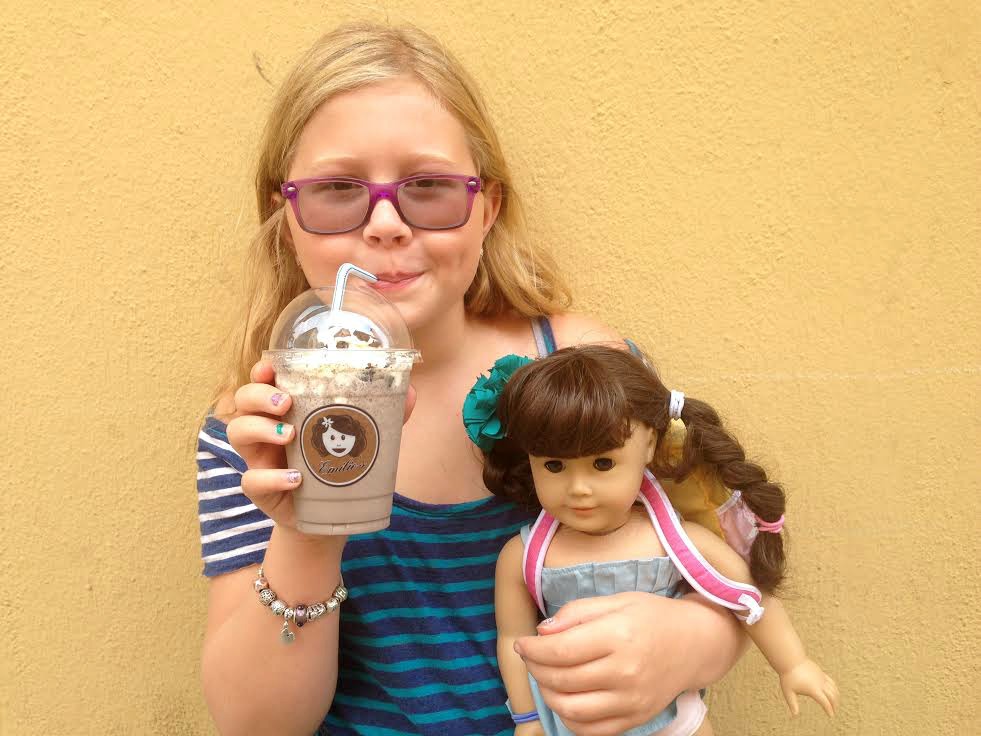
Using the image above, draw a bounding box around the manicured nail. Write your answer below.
[275,422,291,436]
[539,617,554,627]
[270,393,287,407]
[285,471,301,484]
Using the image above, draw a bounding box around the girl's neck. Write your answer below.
[408,303,472,373]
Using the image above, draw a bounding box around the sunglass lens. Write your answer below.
[298,181,370,233]
[398,178,470,229]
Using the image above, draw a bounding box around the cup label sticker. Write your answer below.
[300,405,379,486]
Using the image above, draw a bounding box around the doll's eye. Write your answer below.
[543,460,564,473]
[593,458,615,471]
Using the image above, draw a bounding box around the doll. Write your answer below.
[469,345,838,736]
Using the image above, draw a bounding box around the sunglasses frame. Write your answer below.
[280,174,483,234]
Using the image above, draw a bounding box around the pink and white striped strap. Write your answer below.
[522,510,560,616]
[521,471,765,624]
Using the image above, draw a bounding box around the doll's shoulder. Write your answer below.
[495,533,528,579]
[548,312,624,349]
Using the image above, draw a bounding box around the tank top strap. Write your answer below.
[522,509,559,616]
[531,316,557,357]
[638,470,766,624]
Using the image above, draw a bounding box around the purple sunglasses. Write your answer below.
[280,174,483,235]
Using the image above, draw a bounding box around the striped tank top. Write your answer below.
[196,318,559,735]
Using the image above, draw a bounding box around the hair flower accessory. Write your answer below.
[463,354,534,452]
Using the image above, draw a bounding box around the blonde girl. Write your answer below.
[197,23,745,736]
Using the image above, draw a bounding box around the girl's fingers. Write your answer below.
[534,686,624,734]
[250,359,276,384]
[233,381,292,418]
[226,416,295,470]
[241,468,303,500]
[403,384,417,424]
[523,653,613,695]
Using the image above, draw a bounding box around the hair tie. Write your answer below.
[669,390,685,420]
[755,514,785,534]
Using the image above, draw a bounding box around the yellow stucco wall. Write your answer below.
[2,1,978,733]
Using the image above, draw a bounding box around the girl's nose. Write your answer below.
[362,195,411,247]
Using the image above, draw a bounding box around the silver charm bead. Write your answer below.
[259,588,276,606]
[284,607,295,621]
[254,576,269,592]
[334,585,348,603]
[271,599,287,616]
[326,597,339,614]
[307,603,326,621]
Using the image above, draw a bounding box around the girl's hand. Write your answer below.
[514,592,735,736]
[225,360,416,533]
[779,658,839,717]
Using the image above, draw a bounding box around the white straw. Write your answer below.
[331,263,378,313]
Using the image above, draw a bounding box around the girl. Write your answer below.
[197,23,747,736]
[479,345,839,735]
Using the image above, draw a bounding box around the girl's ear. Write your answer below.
[481,180,502,237]
[272,193,296,248]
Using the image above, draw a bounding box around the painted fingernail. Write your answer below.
[275,422,291,436]
[285,471,301,484]
[270,393,287,407]
[539,617,554,626]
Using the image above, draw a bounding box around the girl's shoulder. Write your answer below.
[547,312,624,349]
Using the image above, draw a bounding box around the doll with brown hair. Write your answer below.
[478,345,839,736]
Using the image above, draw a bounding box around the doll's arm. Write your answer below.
[682,522,840,717]
[495,535,546,735]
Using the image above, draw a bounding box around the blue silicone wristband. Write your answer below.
[512,710,540,724]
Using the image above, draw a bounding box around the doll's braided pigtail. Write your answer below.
[675,397,787,593]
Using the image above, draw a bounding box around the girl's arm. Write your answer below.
[682,522,840,716]
[495,535,546,735]
[202,527,345,735]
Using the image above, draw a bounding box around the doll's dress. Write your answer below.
[512,524,709,736]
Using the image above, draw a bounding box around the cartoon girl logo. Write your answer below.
[300,405,379,486]
[312,415,366,458]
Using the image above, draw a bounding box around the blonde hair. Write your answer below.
[210,22,572,407]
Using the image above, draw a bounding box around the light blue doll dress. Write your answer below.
[512,524,706,735]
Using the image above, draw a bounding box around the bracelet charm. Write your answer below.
[255,565,347,645]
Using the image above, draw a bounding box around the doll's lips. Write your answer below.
[569,507,597,514]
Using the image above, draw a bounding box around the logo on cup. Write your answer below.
[300,405,379,486]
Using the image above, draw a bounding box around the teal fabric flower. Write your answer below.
[463,354,534,452]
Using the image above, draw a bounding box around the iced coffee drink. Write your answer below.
[263,265,420,535]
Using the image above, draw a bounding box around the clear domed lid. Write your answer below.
[267,265,414,352]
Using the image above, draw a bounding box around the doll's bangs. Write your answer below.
[501,355,635,458]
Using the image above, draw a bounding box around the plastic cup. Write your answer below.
[263,272,420,535]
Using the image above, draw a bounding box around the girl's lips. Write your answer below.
[371,273,423,292]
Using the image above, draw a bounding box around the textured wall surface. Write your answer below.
[1,1,978,734]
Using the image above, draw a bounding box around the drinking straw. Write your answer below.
[331,263,377,314]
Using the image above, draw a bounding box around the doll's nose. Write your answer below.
[568,474,592,497]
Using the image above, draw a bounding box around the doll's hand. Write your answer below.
[515,592,736,736]
[779,658,839,717]
[514,720,545,736]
